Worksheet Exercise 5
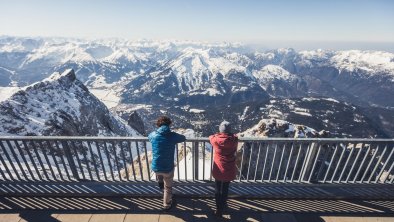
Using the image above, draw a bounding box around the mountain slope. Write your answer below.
[0,69,139,136]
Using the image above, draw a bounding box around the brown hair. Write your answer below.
[156,116,172,127]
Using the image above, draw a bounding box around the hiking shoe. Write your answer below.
[158,181,164,190]
[162,199,176,212]
[214,209,223,218]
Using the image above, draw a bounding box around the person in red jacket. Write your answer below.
[209,121,238,217]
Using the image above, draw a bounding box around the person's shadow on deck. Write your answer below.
[19,212,60,222]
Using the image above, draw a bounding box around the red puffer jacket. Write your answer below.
[209,133,238,182]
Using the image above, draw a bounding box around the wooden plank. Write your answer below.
[89,214,125,222]
[0,214,21,222]
[124,214,159,222]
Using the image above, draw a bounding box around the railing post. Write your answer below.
[194,142,199,180]
[62,141,80,180]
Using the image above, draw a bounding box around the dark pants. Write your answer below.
[215,180,230,212]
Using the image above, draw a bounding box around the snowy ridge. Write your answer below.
[240,118,317,138]
[163,47,249,95]
[330,50,394,75]
[0,69,139,136]
[253,65,297,81]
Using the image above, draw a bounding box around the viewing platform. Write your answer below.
[0,136,393,221]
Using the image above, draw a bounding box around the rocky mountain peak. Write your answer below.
[0,69,138,136]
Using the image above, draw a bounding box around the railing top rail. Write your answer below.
[0,136,393,142]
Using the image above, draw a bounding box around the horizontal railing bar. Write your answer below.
[0,136,393,143]
[0,136,150,141]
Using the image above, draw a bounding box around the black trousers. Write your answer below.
[215,180,230,212]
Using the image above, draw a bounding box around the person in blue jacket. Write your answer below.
[148,116,186,210]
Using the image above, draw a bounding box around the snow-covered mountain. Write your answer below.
[0,69,139,136]
[122,46,269,106]
[1,37,393,107]
[252,65,308,98]
[1,36,393,137]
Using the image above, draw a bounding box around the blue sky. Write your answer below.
[1,0,393,50]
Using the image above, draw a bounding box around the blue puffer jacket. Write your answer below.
[148,125,186,173]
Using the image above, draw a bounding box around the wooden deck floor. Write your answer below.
[1,182,394,221]
[0,196,393,221]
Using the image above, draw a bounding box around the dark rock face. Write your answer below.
[0,69,138,136]
[127,111,146,135]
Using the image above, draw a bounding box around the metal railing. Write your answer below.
[0,137,393,184]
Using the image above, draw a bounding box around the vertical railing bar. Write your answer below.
[330,143,348,183]
[70,141,86,181]
[360,145,380,183]
[239,143,245,182]
[95,141,108,181]
[143,141,151,181]
[126,141,137,181]
[103,141,115,181]
[22,141,42,181]
[80,141,93,181]
[12,140,34,181]
[367,144,387,183]
[323,143,338,183]
[308,143,322,182]
[261,143,270,182]
[38,141,57,181]
[87,141,100,181]
[176,144,180,181]
[45,140,64,181]
[111,141,123,182]
[54,141,71,181]
[30,141,49,181]
[385,155,394,183]
[290,143,302,183]
[352,144,371,183]
[253,142,263,182]
[375,144,394,183]
[269,143,278,182]
[298,142,312,183]
[338,143,356,183]
[203,142,206,180]
[210,142,214,182]
[276,143,286,182]
[135,141,144,181]
[246,142,254,182]
[192,142,195,182]
[119,141,130,182]
[5,140,28,180]
[0,141,22,181]
[183,141,187,182]
[345,143,364,183]
[283,143,294,182]
[0,141,14,181]
[0,149,7,180]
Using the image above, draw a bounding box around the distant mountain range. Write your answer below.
[0,36,393,138]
